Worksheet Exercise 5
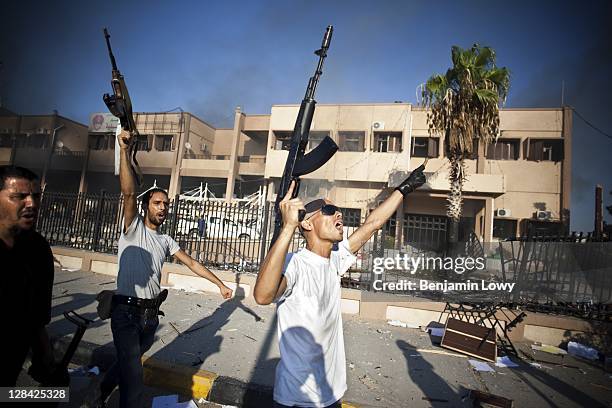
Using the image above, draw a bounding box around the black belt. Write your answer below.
[113,295,158,308]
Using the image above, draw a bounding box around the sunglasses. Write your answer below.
[299,203,339,221]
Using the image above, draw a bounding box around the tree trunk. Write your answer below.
[446,156,465,254]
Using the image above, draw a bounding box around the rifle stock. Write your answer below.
[269,26,338,248]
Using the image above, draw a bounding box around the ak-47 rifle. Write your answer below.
[269,25,338,248]
[102,27,143,185]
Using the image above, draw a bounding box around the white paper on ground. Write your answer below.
[387,320,419,329]
[495,356,519,368]
[468,359,495,372]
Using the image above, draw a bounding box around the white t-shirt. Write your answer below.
[274,240,356,407]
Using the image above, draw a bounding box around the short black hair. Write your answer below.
[0,166,39,190]
[141,187,169,211]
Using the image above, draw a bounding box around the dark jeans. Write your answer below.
[273,400,342,408]
[100,304,158,408]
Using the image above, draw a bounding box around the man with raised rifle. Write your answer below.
[254,165,426,407]
[98,130,233,408]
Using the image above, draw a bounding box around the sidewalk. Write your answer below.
[48,268,612,407]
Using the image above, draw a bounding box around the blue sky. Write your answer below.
[1,0,611,232]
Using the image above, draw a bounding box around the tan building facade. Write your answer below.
[0,103,571,243]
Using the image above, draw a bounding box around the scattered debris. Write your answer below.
[531,344,567,355]
[67,365,100,376]
[376,328,391,334]
[191,357,204,367]
[590,383,612,392]
[98,280,115,285]
[468,389,513,408]
[468,359,495,372]
[243,334,257,342]
[422,396,449,403]
[416,348,466,358]
[427,328,445,337]
[168,322,182,336]
[387,320,419,329]
[197,398,237,408]
[529,362,552,370]
[567,341,599,361]
[349,363,355,370]
[495,356,519,368]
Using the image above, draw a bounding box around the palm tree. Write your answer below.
[422,44,510,247]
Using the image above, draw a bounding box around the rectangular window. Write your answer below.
[136,135,151,151]
[155,135,173,151]
[486,139,520,160]
[412,137,438,158]
[273,131,292,150]
[527,139,563,162]
[338,131,365,152]
[493,219,517,239]
[89,134,109,150]
[446,138,478,159]
[373,132,402,152]
[308,131,330,150]
[0,134,12,148]
[339,208,361,227]
[28,134,48,149]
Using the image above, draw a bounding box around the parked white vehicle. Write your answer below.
[176,212,260,239]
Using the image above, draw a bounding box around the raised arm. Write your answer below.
[118,129,137,232]
[254,181,303,305]
[348,165,426,253]
[173,250,233,299]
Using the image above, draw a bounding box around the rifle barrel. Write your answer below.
[103,28,118,71]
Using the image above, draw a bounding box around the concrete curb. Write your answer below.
[52,335,359,407]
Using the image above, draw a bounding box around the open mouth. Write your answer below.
[21,212,36,220]
[334,220,343,232]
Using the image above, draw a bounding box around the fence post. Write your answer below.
[170,194,180,238]
[258,200,271,269]
[92,190,106,252]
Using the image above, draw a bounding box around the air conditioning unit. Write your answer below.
[495,208,511,217]
[535,210,552,221]
[372,121,385,131]
[200,143,208,152]
[36,128,49,134]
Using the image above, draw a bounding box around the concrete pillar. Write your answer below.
[561,106,572,232]
[168,113,189,198]
[394,204,404,249]
[78,147,90,194]
[225,107,244,202]
[476,139,486,174]
[484,197,494,242]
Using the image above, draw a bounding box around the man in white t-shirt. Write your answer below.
[254,166,426,407]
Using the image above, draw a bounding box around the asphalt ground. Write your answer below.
[25,267,612,407]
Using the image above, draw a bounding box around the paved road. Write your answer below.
[30,268,612,407]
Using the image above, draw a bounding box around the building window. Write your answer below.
[89,134,110,150]
[527,139,563,162]
[487,139,520,160]
[339,208,361,227]
[412,137,438,158]
[308,131,330,150]
[273,131,292,150]
[155,135,173,151]
[373,132,402,152]
[338,131,365,152]
[28,134,48,149]
[444,138,478,159]
[493,219,517,239]
[0,134,12,148]
[136,135,151,151]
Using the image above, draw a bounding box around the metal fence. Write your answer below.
[37,191,368,275]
